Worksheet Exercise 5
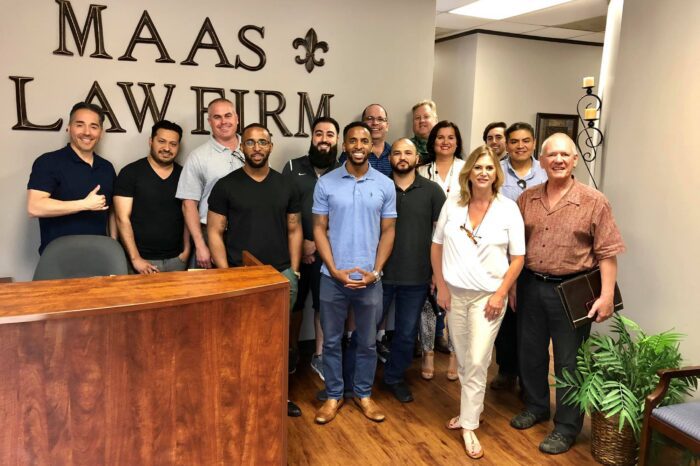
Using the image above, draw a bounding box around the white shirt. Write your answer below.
[418,158,465,201]
[433,193,525,292]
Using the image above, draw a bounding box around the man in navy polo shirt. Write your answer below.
[27,102,117,254]
[312,121,396,425]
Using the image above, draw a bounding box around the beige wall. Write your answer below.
[602,0,700,362]
[0,0,436,281]
[432,35,477,144]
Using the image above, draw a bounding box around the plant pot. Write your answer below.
[591,411,638,466]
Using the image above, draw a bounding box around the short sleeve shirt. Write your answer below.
[175,136,244,224]
[27,144,116,254]
[417,158,465,202]
[383,175,446,285]
[517,180,625,275]
[433,194,525,292]
[499,156,548,202]
[312,164,397,276]
[114,158,184,260]
[339,142,392,177]
[208,169,300,271]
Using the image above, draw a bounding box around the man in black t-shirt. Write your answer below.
[207,123,303,417]
[114,120,190,273]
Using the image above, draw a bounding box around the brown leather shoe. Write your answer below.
[354,397,386,422]
[315,399,344,424]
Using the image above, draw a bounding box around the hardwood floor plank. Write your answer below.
[289,348,597,465]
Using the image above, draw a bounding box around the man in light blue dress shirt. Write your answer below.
[491,121,548,392]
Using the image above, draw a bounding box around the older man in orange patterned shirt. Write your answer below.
[509,133,625,455]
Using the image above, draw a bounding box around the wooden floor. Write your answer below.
[288,348,596,465]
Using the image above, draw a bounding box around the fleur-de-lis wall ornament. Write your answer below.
[293,28,328,73]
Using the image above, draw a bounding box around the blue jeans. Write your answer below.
[320,274,382,399]
[382,284,428,384]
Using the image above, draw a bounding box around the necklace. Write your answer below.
[433,159,455,193]
[460,198,493,245]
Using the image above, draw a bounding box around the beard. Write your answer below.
[244,151,270,169]
[308,142,338,169]
[392,161,417,175]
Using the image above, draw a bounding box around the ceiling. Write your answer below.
[435,0,608,43]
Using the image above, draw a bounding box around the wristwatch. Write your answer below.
[371,270,383,283]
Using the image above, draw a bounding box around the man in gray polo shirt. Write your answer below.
[176,98,244,268]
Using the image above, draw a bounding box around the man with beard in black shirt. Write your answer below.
[282,117,340,380]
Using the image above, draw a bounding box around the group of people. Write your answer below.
[27,98,624,460]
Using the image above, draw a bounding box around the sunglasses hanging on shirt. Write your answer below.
[517,179,527,190]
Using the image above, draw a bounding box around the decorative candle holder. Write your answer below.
[576,85,604,188]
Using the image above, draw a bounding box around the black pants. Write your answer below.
[294,255,322,313]
[494,304,518,376]
[517,269,591,438]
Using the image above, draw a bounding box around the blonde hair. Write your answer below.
[457,145,504,206]
[412,99,437,114]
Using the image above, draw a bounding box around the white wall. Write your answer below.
[433,33,602,179]
[0,0,436,281]
[602,0,700,363]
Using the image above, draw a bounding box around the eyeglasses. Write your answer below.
[517,179,527,190]
[364,116,387,124]
[243,139,270,148]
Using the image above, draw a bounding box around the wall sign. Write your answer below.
[9,1,333,137]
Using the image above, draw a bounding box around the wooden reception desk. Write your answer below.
[0,267,289,465]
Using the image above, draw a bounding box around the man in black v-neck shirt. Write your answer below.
[207,123,303,417]
[114,120,190,273]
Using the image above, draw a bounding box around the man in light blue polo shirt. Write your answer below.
[176,98,244,268]
[491,121,548,393]
[312,121,396,425]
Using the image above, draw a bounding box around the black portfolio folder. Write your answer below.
[555,268,624,328]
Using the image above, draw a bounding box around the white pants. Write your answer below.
[447,286,506,430]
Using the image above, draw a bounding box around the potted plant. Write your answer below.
[555,314,698,466]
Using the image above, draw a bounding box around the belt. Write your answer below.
[525,268,589,283]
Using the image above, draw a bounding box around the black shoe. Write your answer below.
[289,347,300,375]
[539,431,574,454]
[316,389,354,401]
[382,381,413,403]
[434,336,450,354]
[287,400,302,417]
[510,410,549,430]
[377,338,391,364]
[490,373,517,391]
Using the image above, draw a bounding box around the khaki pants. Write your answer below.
[447,286,506,430]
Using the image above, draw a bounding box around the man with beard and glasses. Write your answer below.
[114,120,190,273]
[379,138,445,403]
[282,117,340,381]
[207,123,303,418]
[312,122,396,425]
[339,104,392,177]
[27,102,117,254]
[176,98,244,269]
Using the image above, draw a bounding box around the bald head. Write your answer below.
[390,138,419,174]
[540,132,577,158]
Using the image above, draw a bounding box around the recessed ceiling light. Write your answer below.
[450,0,575,20]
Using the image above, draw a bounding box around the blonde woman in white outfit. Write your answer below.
[417,121,465,381]
[431,145,525,459]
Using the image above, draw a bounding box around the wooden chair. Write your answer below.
[638,366,700,466]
